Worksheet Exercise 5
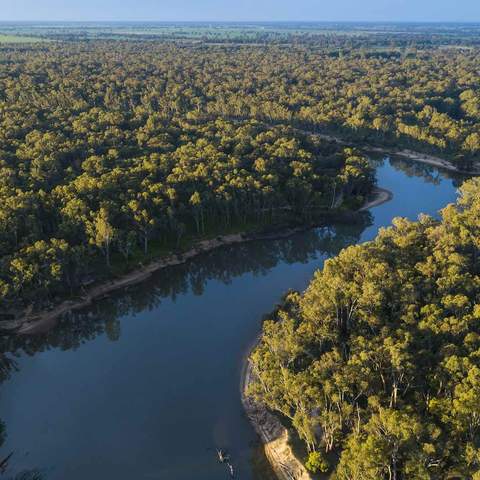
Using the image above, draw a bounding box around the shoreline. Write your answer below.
[6,185,393,477]
[366,146,480,175]
[225,119,479,175]
[240,337,312,480]
[239,185,393,480]
[311,131,479,176]
[11,230,299,335]
[3,187,392,336]
[5,130,478,335]
[228,119,479,176]
[358,187,393,211]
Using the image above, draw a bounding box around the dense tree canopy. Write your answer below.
[0,40,382,310]
[0,24,479,479]
[0,36,478,311]
[0,111,372,309]
[249,178,480,479]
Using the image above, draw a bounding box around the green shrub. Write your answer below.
[305,450,329,473]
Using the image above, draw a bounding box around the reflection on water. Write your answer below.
[0,219,370,480]
[0,222,369,357]
[388,156,465,189]
[0,157,465,480]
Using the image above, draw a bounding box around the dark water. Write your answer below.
[0,157,464,480]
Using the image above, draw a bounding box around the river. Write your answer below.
[0,156,465,480]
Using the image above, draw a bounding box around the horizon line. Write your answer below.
[1,19,480,24]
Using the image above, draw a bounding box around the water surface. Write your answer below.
[0,157,463,479]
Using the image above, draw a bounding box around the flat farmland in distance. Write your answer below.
[0,34,46,43]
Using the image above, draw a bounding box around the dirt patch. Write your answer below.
[241,340,312,480]
[359,187,393,211]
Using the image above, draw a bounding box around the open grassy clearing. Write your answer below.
[0,33,46,43]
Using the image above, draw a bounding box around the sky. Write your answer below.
[1,0,480,23]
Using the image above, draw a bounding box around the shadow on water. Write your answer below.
[0,357,44,479]
[388,156,467,188]
[0,215,372,480]
[0,157,467,479]
[0,220,370,356]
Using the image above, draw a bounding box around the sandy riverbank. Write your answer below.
[359,187,393,211]
[240,338,312,480]
[12,233,255,334]
[4,228,322,334]
[367,146,480,175]
[2,186,391,336]
[239,186,393,480]
[311,130,479,176]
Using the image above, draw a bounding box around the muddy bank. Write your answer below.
[241,339,312,480]
[1,217,356,335]
[0,186,391,336]
[239,185,393,480]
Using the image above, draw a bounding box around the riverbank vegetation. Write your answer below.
[0,41,380,313]
[0,30,479,313]
[249,178,480,479]
[0,109,373,311]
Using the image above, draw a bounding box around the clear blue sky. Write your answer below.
[2,0,479,22]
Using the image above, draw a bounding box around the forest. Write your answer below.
[0,21,479,480]
[0,34,479,312]
[249,178,480,479]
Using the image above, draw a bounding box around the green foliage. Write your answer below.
[305,450,330,474]
[0,98,367,308]
[250,178,480,479]
[0,36,478,313]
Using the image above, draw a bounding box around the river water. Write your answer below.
[0,157,464,480]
